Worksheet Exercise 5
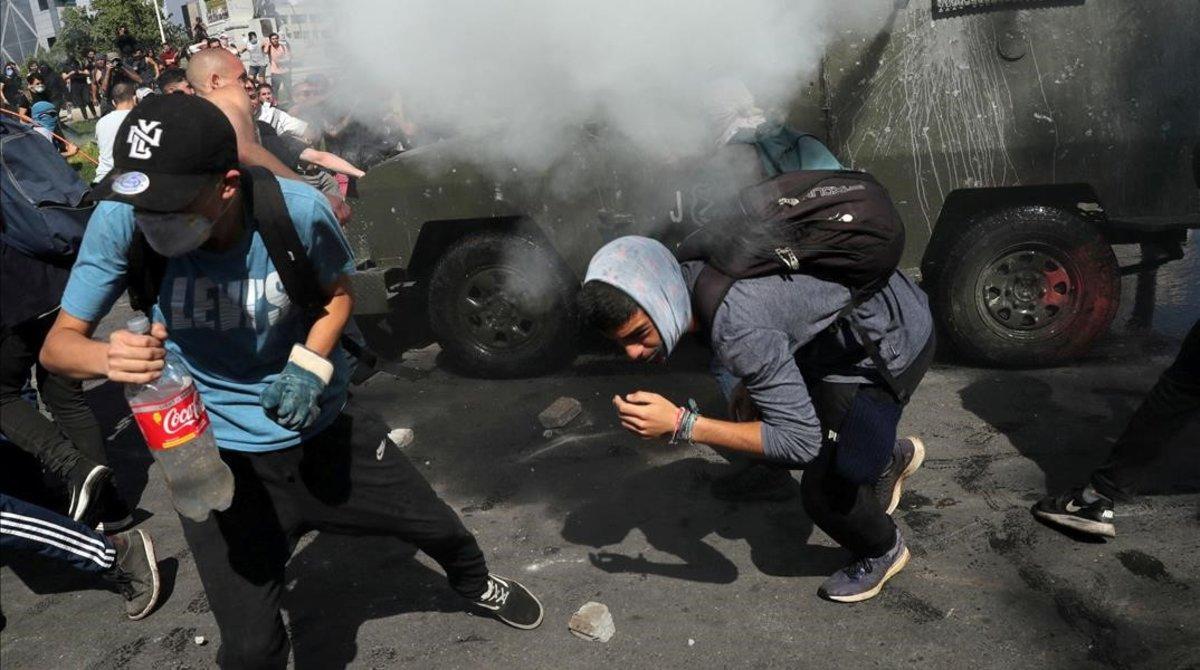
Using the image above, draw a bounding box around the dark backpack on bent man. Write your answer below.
[677,168,911,401]
[126,165,377,383]
[0,116,93,260]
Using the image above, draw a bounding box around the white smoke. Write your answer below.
[317,0,890,169]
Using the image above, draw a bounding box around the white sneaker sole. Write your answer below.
[1032,508,1116,538]
[127,530,161,621]
[70,466,112,522]
[822,546,911,604]
[885,437,925,515]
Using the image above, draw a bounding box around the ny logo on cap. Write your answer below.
[127,120,163,160]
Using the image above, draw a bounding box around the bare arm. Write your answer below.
[207,87,353,223]
[299,148,365,178]
[212,87,302,180]
[41,311,167,384]
[304,276,353,357]
[121,65,142,84]
[691,416,764,455]
[613,391,765,456]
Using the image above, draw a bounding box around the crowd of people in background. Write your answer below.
[0,22,417,202]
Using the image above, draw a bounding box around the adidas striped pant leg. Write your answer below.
[0,493,116,574]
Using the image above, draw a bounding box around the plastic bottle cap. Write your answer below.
[126,315,150,334]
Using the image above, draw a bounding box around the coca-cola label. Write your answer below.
[130,383,211,451]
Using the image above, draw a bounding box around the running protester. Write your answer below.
[40,94,542,668]
[0,494,160,619]
[1032,318,1199,538]
[577,236,934,603]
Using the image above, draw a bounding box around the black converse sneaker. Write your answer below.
[1032,488,1116,538]
[471,574,543,629]
[66,461,112,525]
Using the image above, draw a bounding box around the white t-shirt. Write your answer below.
[258,103,309,139]
[94,109,131,183]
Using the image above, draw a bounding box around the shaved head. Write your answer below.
[186,48,250,95]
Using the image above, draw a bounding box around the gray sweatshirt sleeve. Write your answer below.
[717,324,823,466]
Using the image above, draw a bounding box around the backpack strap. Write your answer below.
[241,166,379,381]
[836,291,911,404]
[126,228,167,317]
[689,263,736,344]
[241,166,326,317]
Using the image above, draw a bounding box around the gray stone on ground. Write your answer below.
[538,396,582,429]
[401,344,441,372]
[568,601,615,642]
[387,427,414,448]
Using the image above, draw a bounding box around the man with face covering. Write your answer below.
[40,94,544,668]
[577,236,934,603]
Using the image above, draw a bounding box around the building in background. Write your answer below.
[1,0,91,65]
[175,0,330,63]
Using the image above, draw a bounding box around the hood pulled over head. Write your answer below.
[584,235,692,357]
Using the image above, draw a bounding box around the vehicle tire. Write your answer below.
[929,205,1120,367]
[428,231,578,377]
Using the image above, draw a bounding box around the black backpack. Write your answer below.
[126,166,377,383]
[0,116,94,260]
[677,168,910,401]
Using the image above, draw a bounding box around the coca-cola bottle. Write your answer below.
[124,315,234,521]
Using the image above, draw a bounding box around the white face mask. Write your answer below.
[32,84,45,93]
[136,211,217,257]
[135,182,237,257]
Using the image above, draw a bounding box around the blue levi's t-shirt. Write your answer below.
[61,177,355,453]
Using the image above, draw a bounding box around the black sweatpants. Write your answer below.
[0,311,107,479]
[181,402,489,670]
[1091,318,1200,500]
[800,333,935,559]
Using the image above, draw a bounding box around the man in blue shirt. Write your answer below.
[40,95,542,668]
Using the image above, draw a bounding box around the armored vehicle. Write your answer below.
[346,0,1199,377]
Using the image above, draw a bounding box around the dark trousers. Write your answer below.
[182,403,489,670]
[0,312,106,479]
[0,493,115,574]
[800,334,935,558]
[1091,319,1200,500]
[69,85,96,119]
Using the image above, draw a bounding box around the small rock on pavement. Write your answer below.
[401,344,441,372]
[387,427,414,448]
[194,636,207,646]
[568,601,615,642]
[538,397,582,429]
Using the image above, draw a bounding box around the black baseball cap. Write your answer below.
[91,94,238,212]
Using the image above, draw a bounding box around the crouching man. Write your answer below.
[578,236,934,602]
[40,94,541,668]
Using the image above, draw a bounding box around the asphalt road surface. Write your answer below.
[2,269,1198,670]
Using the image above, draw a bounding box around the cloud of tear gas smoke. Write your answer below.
[320,0,889,170]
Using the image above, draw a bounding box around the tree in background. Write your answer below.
[53,0,190,64]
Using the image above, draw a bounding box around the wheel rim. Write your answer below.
[975,244,1081,338]
[456,265,540,351]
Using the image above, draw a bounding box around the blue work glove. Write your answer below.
[261,345,333,431]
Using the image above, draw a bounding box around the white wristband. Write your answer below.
[288,344,334,385]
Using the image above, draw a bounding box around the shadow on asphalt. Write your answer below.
[283,535,467,670]
[561,458,845,582]
[959,371,1200,497]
